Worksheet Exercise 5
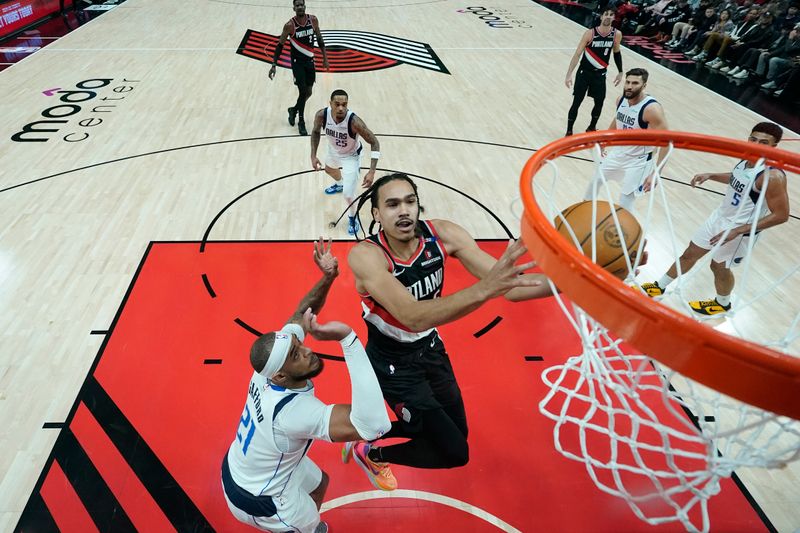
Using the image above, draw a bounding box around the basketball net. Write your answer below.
[520,131,800,533]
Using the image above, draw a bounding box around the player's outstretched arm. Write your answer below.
[287,238,338,330]
[434,219,551,302]
[305,313,390,442]
[268,21,292,80]
[352,116,380,188]
[691,172,732,187]
[348,226,540,331]
[310,109,325,170]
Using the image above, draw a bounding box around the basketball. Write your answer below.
[554,200,642,279]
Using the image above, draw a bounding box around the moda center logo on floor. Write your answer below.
[11,77,141,143]
[457,7,533,29]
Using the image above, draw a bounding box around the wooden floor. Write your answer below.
[0,0,798,531]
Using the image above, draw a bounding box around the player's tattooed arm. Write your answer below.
[310,110,325,171]
[353,117,380,187]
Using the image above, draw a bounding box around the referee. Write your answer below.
[564,9,623,136]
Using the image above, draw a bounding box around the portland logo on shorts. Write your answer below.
[237,29,450,74]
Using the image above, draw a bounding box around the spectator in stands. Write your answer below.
[635,0,675,34]
[654,0,694,42]
[686,9,735,56]
[707,11,777,69]
[728,22,793,78]
[773,54,800,99]
[689,8,760,62]
[761,23,800,88]
[667,4,717,50]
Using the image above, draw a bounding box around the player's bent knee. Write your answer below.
[445,440,469,467]
[356,420,391,442]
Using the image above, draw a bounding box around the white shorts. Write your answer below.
[691,212,758,267]
[597,152,656,196]
[225,457,323,533]
[326,146,361,198]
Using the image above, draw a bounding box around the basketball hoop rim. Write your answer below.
[519,130,800,420]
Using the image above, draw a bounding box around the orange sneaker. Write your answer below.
[345,441,397,491]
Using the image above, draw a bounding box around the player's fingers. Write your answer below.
[515,260,536,274]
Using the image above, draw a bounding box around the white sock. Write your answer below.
[657,273,675,288]
[716,294,731,306]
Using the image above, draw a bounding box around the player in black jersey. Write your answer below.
[340,173,554,482]
[564,9,624,136]
[268,0,329,136]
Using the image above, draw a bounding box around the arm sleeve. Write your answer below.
[277,396,335,443]
[340,331,391,441]
[614,50,623,72]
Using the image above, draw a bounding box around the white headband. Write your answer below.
[260,323,305,380]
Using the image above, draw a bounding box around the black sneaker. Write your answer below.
[298,121,308,136]
[287,107,297,126]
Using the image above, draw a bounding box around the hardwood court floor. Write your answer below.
[0,0,798,531]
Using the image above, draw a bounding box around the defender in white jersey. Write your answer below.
[222,238,392,532]
[584,68,669,212]
[311,89,381,236]
[639,122,789,315]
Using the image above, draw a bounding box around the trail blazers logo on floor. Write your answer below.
[237,29,450,74]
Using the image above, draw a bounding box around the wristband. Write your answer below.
[371,151,381,160]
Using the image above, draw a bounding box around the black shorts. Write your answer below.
[573,68,607,99]
[365,324,464,434]
[291,57,316,87]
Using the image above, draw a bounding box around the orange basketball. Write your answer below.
[554,200,642,279]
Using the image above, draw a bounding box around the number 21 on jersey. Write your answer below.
[237,405,256,455]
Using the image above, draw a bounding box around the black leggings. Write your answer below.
[374,402,469,469]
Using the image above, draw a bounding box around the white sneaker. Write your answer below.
[761,80,777,89]
[720,65,734,73]
[733,70,749,79]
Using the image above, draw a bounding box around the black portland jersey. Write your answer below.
[580,27,616,72]
[360,220,447,343]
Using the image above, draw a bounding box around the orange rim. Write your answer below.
[519,130,800,420]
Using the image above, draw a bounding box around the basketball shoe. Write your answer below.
[287,107,297,126]
[639,281,664,297]
[298,120,308,136]
[348,216,361,236]
[314,522,329,533]
[324,183,343,194]
[689,299,731,315]
[342,441,398,491]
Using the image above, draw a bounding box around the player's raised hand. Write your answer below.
[314,237,338,278]
[478,240,539,300]
[307,311,352,341]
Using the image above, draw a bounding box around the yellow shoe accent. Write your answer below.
[639,282,664,298]
[689,299,731,315]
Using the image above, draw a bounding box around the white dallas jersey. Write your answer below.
[325,107,361,157]
[716,160,769,224]
[226,373,333,496]
[610,95,658,159]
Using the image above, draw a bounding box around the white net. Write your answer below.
[527,134,800,533]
